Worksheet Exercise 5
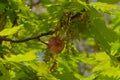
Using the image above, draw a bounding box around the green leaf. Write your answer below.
[0,3,6,14]
[5,50,37,62]
[0,25,23,36]
[92,52,120,79]
[93,18,118,42]
[93,61,120,78]
[90,19,111,53]
[25,62,48,76]
[111,41,120,56]
[93,52,110,61]
[89,8,118,53]
[63,1,87,12]
[90,2,118,14]
[0,62,10,79]
[98,0,119,4]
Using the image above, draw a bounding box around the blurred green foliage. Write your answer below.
[0,0,120,80]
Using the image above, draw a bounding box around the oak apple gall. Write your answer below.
[48,37,64,54]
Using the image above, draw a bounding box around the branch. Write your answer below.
[0,30,55,43]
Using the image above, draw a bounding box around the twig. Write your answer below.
[49,60,57,72]
[0,30,55,43]
[38,38,48,45]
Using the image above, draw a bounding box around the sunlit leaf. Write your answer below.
[5,50,37,62]
[90,2,118,14]
[25,62,48,76]
[0,25,23,36]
